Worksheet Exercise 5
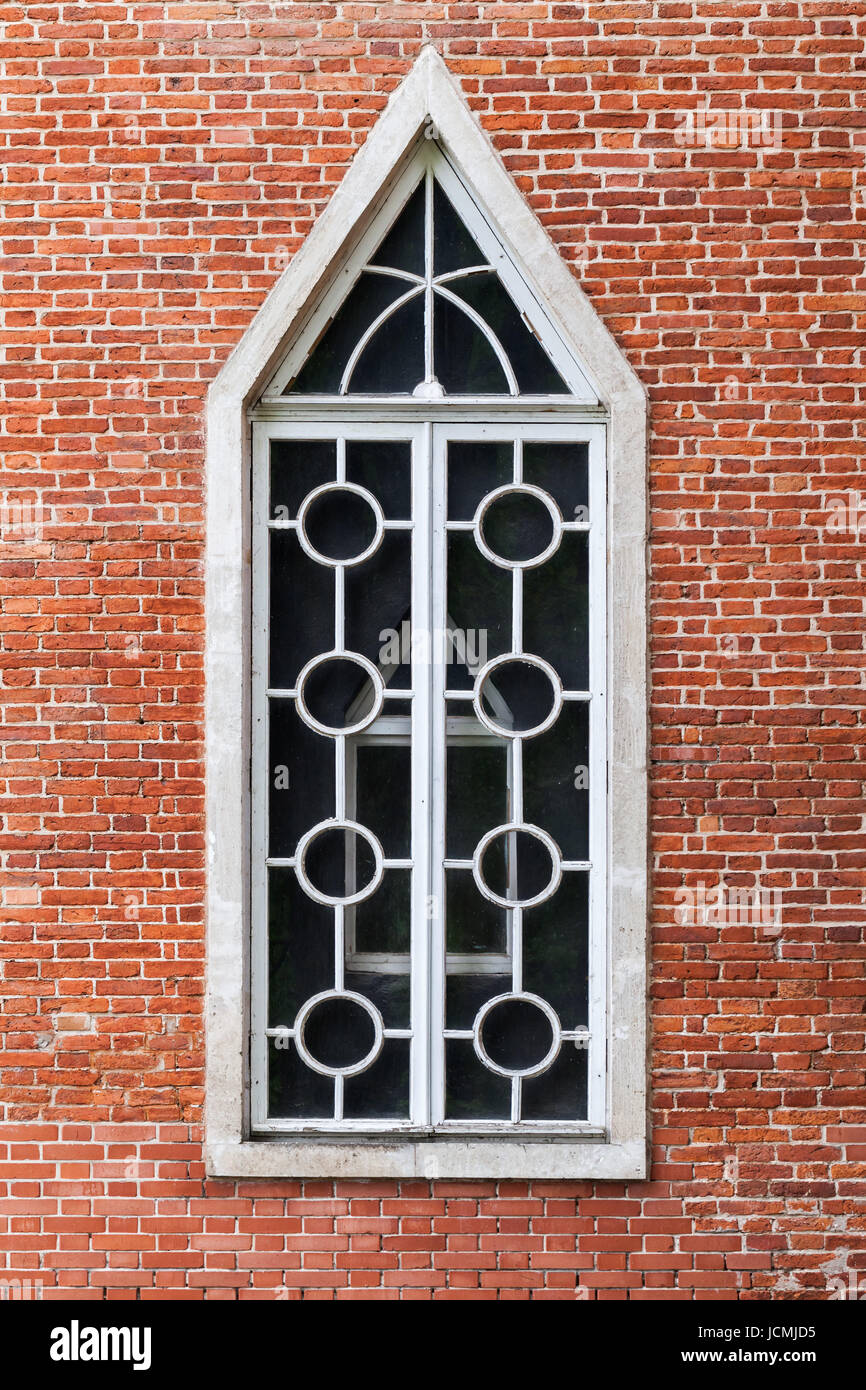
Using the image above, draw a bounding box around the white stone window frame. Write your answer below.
[205,47,648,1180]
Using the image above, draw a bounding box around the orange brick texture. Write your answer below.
[1,3,865,1300]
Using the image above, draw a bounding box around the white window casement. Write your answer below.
[205,48,648,1179]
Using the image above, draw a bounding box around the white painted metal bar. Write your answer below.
[428,422,448,1125]
[333,437,347,1121]
[266,856,413,870]
[255,399,607,419]
[511,441,524,1109]
[266,519,413,531]
[409,421,433,1124]
[442,858,590,872]
[433,265,492,283]
[267,1027,413,1039]
[366,265,423,283]
[444,518,589,532]
[334,905,345,991]
[443,1027,590,1042]
[267,686,416,700]
[423,167,434,385]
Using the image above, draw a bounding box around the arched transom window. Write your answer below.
[285,168,569,399]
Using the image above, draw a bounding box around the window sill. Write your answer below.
[206,1136,646,1181]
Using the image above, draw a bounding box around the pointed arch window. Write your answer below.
[206,48,647,1180]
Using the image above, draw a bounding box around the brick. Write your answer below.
[0,2,862,1305]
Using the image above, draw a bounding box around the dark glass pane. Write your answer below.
[351,870,410,955]
[446,532,511,674]
[481,488,555,564]
[375,619,413,691]
[348,294,424,394]
[522,1046,588,1121]
[434,292,509,394]
[446,741,507,859]
[433,180,486,276]
[303,487,378,562]
[522,533,589,691]
[372,182,425,276]
[269,699,335,859]
[383,697,412,716]
[447,272,569,394]
[479,659,557,734]
[523,440,589,519]
[445,1040,509,1120]
[442,623,489,685]
[355,743,411,858]
[345,531,411,665]
[523,872,589,1027]
[343,1040,410,1119]
[269,531,334,689]
[303,995,376,1070]
[287,272,409,394]
[303,826,377,900]
[343,969,410,1030]
[446,972,510,1031]
[445,870,507,955]
[480,997,555,1071]
[523,701,589,862]
[478,828,556,903]
[270,439,334,519]
[268,869,333,1028]
[269,1043,332,1119]
[447,439,512,521]
[346,439,411,520]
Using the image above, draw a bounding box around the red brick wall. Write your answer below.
[1,2,864,1300]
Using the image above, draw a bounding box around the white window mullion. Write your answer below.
[428,422,448,1126]
[332,436,348,1122]
[410,422,433,1125]
[423,167,434,387]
